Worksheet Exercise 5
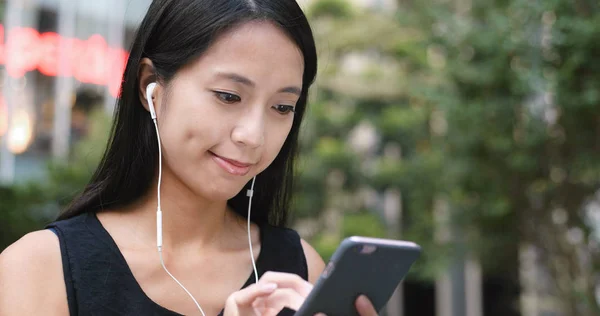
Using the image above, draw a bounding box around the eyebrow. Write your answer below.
[215,72,302,96]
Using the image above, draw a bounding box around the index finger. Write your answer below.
[228,282,278,306]
[258,271,313,297]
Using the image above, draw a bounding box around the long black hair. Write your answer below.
[58,0,317,227]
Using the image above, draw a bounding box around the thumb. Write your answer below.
[356,295,378,316]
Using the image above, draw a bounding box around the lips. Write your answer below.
[210,152,254,176]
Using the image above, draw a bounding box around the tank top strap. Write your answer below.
[47,212,180,315]
[256,223,309,281]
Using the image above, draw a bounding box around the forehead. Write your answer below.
[182,21,304,86]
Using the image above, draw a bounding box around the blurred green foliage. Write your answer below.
[298,0,600,313]
[306,0,355,19]
[312,212,387,262]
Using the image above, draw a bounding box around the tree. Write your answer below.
[296,0,445,283]
[300,0,600,314]
[396,0,600,314]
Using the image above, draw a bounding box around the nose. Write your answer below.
[231,109,265,148]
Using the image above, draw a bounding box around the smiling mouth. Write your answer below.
[209,152,254,176]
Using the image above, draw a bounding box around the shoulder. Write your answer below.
[0,230,62,279]
[0,230,68,315]
[300,238,325,284]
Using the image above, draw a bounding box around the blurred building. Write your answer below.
[0,0,151,184]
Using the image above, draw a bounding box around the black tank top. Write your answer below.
[46,212,308,316]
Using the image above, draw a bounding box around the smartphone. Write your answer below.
[295,236,421,316]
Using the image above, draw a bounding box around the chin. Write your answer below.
[194,178,247,202]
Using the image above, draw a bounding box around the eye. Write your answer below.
[273,104,296,115]
[214,91,241,104]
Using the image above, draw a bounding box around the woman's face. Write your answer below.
[150,21,304,201]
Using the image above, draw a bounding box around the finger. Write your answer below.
[252,297,266,314]
[252,297,280,316]
[259,307,281,316]
[261,288,306,312]
[355,295,378,316]
[252,298,291,316]
[314,313,328,316]
[229,282,278,306]
[252,297,265,308]
[259,271,313,296]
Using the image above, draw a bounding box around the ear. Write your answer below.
[138,58,161,114]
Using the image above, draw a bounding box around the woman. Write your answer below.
[0,0,378,315]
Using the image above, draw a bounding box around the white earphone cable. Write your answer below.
[153,118,207,316]
[247,176,259,284]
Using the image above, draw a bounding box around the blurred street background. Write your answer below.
[1,0,599,315]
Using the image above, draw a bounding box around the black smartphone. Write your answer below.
[295,236,421,316]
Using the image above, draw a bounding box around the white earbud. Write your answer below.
[146,82,157,120]
[147,80,258,316]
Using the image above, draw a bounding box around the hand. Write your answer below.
[223,271,314,316]
[223,282,279,316]
[314,295,378,316]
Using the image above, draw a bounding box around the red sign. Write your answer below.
[0,24,129,97]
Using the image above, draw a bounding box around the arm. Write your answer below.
[0,230,69,316]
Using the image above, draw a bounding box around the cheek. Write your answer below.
[183,114,223,143]
[260,121,293,168]
[160,100,226,155]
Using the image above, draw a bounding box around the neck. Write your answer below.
[125,172,233,252]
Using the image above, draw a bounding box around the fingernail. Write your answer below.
[261,282,278,291]
[357,295,369,307]
[315,313,327,316]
